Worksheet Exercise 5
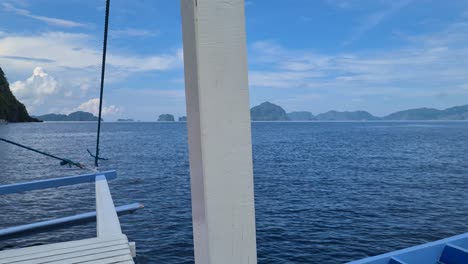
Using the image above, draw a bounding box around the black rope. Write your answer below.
[87,149,108,161]
[0,137,85,169]
[95,0,111,167]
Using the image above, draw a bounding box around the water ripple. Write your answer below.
[1,122,468,263]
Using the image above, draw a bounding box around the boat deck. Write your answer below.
[0,170,141,264]
[0,235,135,264]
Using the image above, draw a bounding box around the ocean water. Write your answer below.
[1,121,468,263]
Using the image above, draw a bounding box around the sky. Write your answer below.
[0,0,468,121]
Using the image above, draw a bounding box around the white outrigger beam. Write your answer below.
[0,170,143,240]
[181,0,257,263]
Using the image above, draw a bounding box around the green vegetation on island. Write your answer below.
[0,67,40,122]
[250,102,288,121]
[157,114,175,122]
[383,105,468,120]
[178,116,187,122]
[316,110,378,121]
[249,101,468,121]
[36,111,101,121]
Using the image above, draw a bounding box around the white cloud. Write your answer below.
[73,98,120,116]
[0,32,182,74]
[342,0,412,46]
[108,49,182,72]
[110,28,158,39]
[248,18,468,99]
[2,3,86,28]
[10,67,59,108]
[0,31,182,117]
[108,88,187,120]
[0,32,97,73]
[249,71,322,88]
[129,88,186,99]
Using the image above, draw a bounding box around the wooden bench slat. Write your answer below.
[4,243,129,263]
[0,236,127,259]
[0,236,134,264]
[65,253,133,264]
[27,248,132,264]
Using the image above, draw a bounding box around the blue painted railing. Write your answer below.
[0,203,143,239]
[0,170,117,195]
[0,170,143,239]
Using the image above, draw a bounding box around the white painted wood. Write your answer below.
[0,236,127,259]
[180,0,257,263]
[0,175,136,263]
[0,239,126,262]
[0,236,134,264]
[45,249,133,264]
[129,241,136,257]
[95,175,122,237]
[71,254,133,264]
[15,244,128,263]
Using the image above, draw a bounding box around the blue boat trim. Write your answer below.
[0,170,117,195]
[348,232,468,264]
[439,243,468,264]
[388,257,407,264]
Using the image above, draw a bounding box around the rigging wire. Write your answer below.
[0,1,112,171]
[0,137,89,170]
[94,0,111,167]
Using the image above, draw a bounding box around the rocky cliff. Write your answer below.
[0,67,40,122]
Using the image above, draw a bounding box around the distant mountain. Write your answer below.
[384,105,468,120]
[384,108,440,120]
[316,110,378,121]
[250,102,288,121]
[36,113,68,121]
[0,67,40,122]
[117,118,134,122]
[441,105,468,120]
[147,104,468,121]
[287,111,315,121]
[36,111,101,121]
[158,114,175,122]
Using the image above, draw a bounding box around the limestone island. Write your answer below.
[157,114,175,122]
[249,101,468,121]
[35,111,102,121]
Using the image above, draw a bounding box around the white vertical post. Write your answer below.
[180,0,257,263]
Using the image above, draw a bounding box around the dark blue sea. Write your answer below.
[1,121,468,263]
